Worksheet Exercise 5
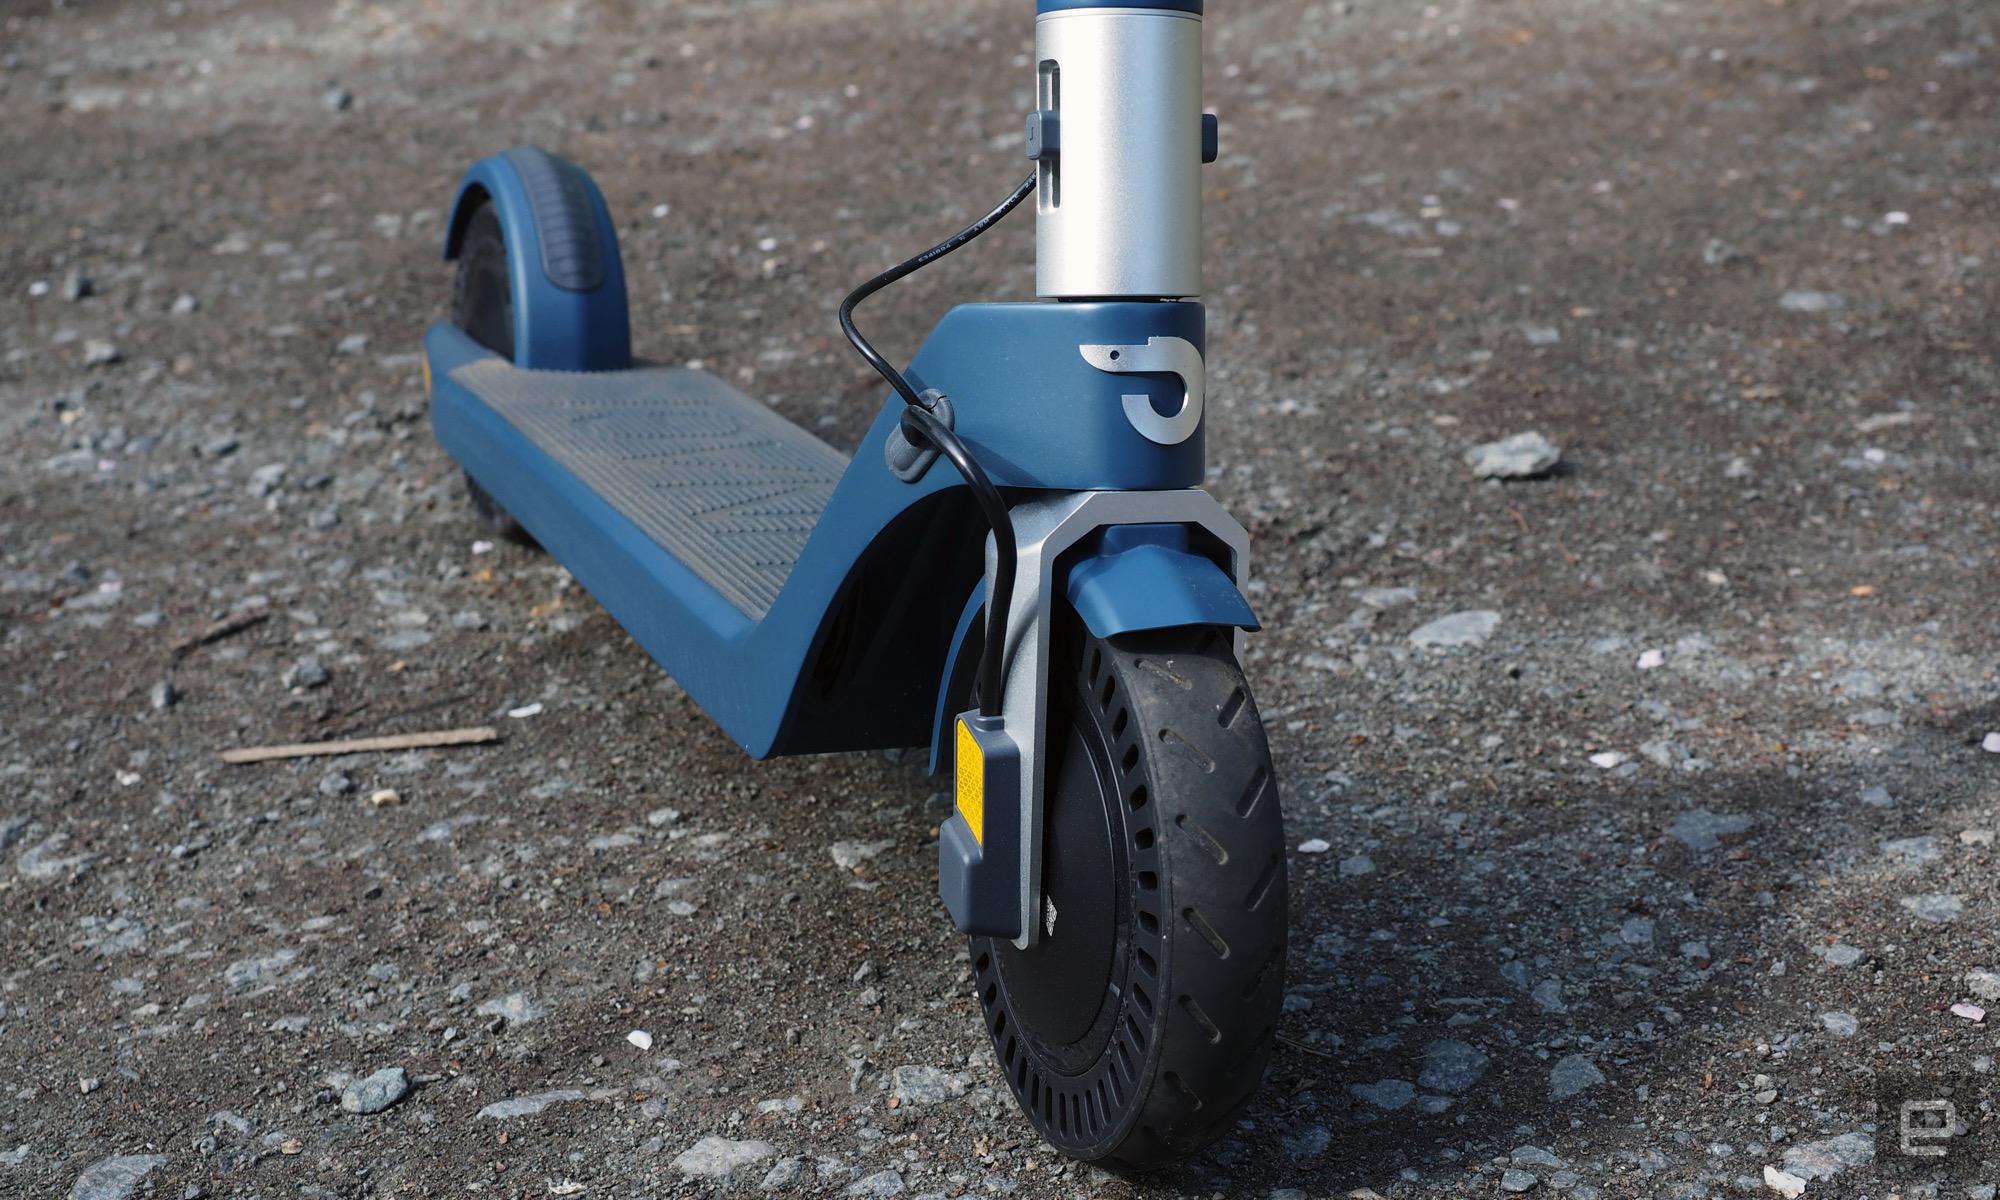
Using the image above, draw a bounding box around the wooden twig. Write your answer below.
[221,726,500,765]
[171,611,269,657]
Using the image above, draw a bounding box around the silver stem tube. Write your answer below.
[1033,6,1204,300]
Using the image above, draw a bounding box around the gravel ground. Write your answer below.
[3,0,1999,1197]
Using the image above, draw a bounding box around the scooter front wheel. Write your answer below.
[970,622,1286,1169]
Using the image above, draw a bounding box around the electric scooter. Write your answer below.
[420,0,1285,1167]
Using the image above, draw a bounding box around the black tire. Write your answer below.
[450,201,533,545]
[970,621,1286,1169]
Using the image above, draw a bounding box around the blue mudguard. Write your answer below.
[442,146,631,372]
[926,523,1256,773]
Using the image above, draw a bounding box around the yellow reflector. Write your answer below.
[955,717,984,846]
[421,354,433,397]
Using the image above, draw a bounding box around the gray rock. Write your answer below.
[1409,609,1501,648]
[68,1155,169,1200]
[222,949,300,991]
[1500,1168,1539,1192]
[760,1157,804,1190]
[282,656,330,690]
[1882,836,1939,863]
[319,773,355,796]
[1779,289,1843,312]
[1639,740,1694,770]
[1549,1055,1604,1100]
[308,510,339,530]
[478,1090,587,1119]
[148,681,179,710]
[1465,431,1561,479]
[1666,809,1752,852]
[339,1067,409,1115]
[322,85,353,111]
[1500,959,1531,990]
[1417,1039,1489,1093]
[83,339,121,367]
[474,991,547,1025]
[1966,968,2000,1001]
[1339,854,1376,877]
[1859,785,1894,808]
[1900,893,1963,922]
[1280,1125,1331,1158]
[1512,1146,1566,1168]
[1781,1132,1873,1180]
[1531,979,1567,1014]
[829,839,894,870]
[1822,943,1865,967]
[451,610,489,631]
[62,268,93,302]
[1352,586,1418,609]
[847,1170,906,1196]
[1620,917,1655,946]
[198,434,239,458]
[1819,1012,1859,1037]
[246,463,287,497]
[1350,1079,1415,1110]
[891,1065,962,1106]
[672,1136,777,1179]
[1680,941,1712,962]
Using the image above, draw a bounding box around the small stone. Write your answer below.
[1882,836,1939,863]
[1962,828,1996,847]
[474,991,547,1025]
[891,1064,962,1105]
[67,1154,169,1200]
[1620,917,1655,946]
[1965,968,2000,1001]
[1349,1079,1415,1110]
[1408,609,1501,648]
[1639,740,1693,770]
[829,839,894,870]
[1417,1039,1489,1093]
[148,681,179,710]
[169,292,198,315]
[1778,289,1843,313]
[1352,586,1419,609]
[246,463,287,497]
[1296,837,1331,854]
[1666,809,1751,851]
[1680,941,1712,962]
[1819,1012,1859,1037]
[1822,943,1865,967]
[1780,1132,1873,1180]
[1984,732,2000,754]
[760,1158,803,1190]
[1701,237,1739,266]
[628,1030,654,1050]
[339,1067,409,1115]
[477,1090,587,1119]
[1465,431,1561,479]
[1762,1166,1807,1198]
[322,85,353,111]
[308,510,339,530]
[846,1170,906,1197]
[673,1136,777,1179]
[1900,893,1963,922]
[1512,1146,1565,1168]
[1280,1125,1331,1158]
[336,333,370,355]
[1500,1168,1538,1192]
[646,807,683,827]
[366,789,401,807]
[83,339,121,367]
[1339,854,1376,877]
[282,655,330,690]
[319,773,355,796]
[451,610,488,631]
[1549,1055,1604,1100]
[1531,979,1567,1014]
[198,434,239,458]
[62,268,92,302]
[1859,785,1894,808]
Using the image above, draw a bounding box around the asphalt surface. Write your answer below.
[2,0,1998,1197]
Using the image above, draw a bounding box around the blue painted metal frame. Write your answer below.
[429,287,1247,759]
[1065,523,1258,638]
[441,151,631,372]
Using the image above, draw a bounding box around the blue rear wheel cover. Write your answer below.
[443,146,631,372]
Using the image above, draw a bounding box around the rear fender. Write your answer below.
[442,146,630,371]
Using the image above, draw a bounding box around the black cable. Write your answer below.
[901,406,1016,718]
[839,172,1036,407]
[836,172,1037,720]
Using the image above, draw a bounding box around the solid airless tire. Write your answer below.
[970,621,1287,1169]
[449,201,532,544]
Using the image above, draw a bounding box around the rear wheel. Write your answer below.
[970,621,1286,1169]
[450,201,531,544]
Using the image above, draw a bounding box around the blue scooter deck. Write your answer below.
[450,358,847,619]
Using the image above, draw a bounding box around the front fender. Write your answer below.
[442,146,630,372]
[927,522,1256,773]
